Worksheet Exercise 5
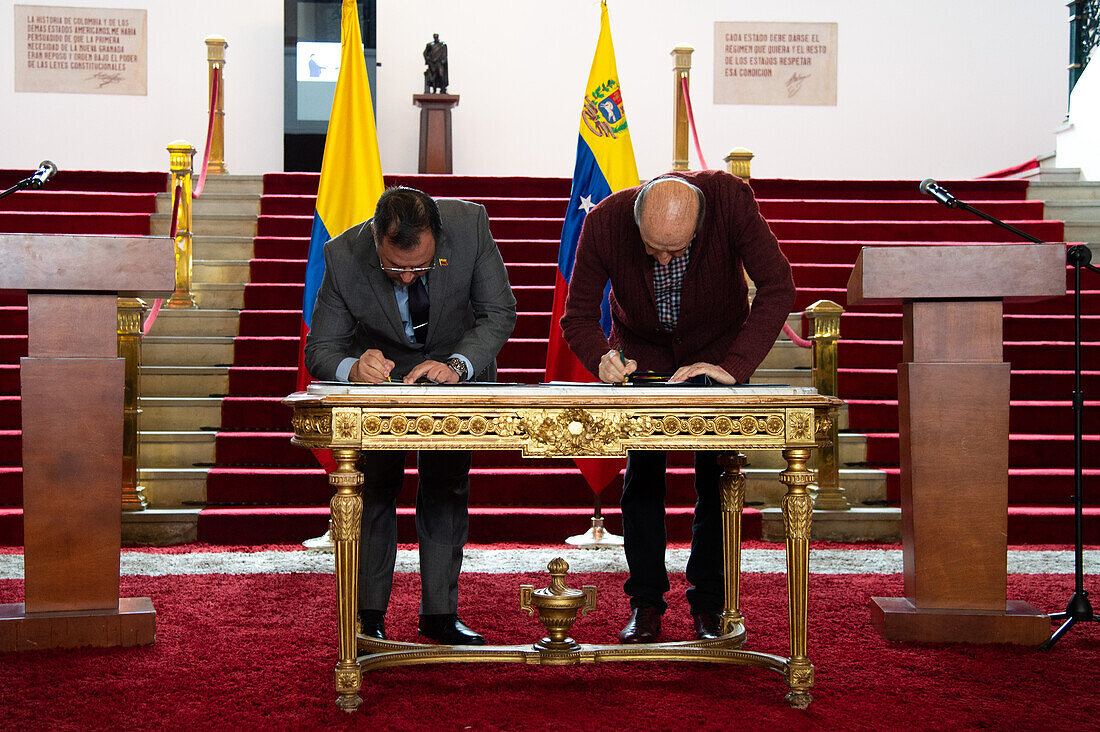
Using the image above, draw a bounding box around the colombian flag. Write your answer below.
[544,0,639,494]
[296,0,385,393]
[296,0,385,469]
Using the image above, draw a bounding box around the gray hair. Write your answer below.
[633,176,706,231]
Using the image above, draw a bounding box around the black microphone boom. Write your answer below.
[919,178,959,209]
[0,159,59,201]
[29,160,58,189]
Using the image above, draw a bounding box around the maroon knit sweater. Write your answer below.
[561,169,795,383]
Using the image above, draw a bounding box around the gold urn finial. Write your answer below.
[520,558,597,657]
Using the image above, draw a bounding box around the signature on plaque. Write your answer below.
[786,72,811,98]
[89,72,124,88]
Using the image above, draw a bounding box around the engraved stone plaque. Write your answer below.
[714,22,837,106]
[14,5,148,95]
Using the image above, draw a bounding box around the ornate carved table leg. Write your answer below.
[718,452,747,634]
[780,447,815,709]
[330,448,364,713]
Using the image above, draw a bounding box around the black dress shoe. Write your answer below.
[358,609,386,641]
[418,614,486,645]
[618,606,662,644]
[692,611,723,640]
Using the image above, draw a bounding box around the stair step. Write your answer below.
[194,283,245,309]
[138,467,209,506]
[192,505,737,545]
[1027,181,1100,200]
[142,365,229,396]
[139,397,223,430]
[155,191,261,216]
[195,259,251,284]
[145,308,240,337]
[143,336,236,366]
[193,235,255,261]
[760,506,900,542]
[151,212,257,237]
[139,430,216,467]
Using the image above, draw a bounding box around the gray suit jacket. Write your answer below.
[304,198,517,381]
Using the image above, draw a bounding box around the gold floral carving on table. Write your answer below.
[335,670,361,692]
[333,409,361,441]
[815,413,832,439]
[292,412,332,438]
[787,410,813,441]
[519,408,655,456]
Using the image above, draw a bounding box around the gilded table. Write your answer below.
[284,382,841,712]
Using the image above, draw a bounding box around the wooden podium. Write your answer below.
[412,93,459,174]
[0,233,174,651]
[848,243,1066,645]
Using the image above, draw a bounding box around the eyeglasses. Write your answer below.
[380,262,436,275]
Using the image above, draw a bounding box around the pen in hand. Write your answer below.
[617,348,629,385]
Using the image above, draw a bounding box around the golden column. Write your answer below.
[671,46,693,171]
[780,446,815,708]
[118,298,148,511]
[805,300,849,510]
[205,35,228,174]
[725,148,755,181]
[166,141,197,309]
[718,452,747,635]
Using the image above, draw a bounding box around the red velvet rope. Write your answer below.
[142,180,183,335]
[146,69,219,337]
[679,75,710,170]
[679,75,812,349]
[192,66,220,199]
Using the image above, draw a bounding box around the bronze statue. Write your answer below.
[423,33,448,94]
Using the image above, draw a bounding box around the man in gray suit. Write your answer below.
[305,186,516,645]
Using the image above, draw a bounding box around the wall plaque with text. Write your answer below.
[714,22,837,106]
[14,5,147,95]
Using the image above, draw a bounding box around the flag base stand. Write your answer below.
[303,521,335,552]
[565,515,623,549]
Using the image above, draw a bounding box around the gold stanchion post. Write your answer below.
[166,141,197,308]
[725,148,755,181]
[205,35,228,174]
[805,300,849,510]
[118,298,148,511]
[671,46,693,171]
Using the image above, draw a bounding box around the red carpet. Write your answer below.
[1,570,1097,730]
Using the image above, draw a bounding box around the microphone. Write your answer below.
[919,178,959,209]
[28,160,57,189]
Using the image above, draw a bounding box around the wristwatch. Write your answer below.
[446,357,469,381]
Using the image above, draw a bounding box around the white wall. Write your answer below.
[376,0,1069,180]
[0,0,283,175]
[0,0,1069,180]
[1056,54,1100,180]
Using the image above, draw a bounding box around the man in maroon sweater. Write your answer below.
[561,170,795,643]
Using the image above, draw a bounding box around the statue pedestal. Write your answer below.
[413,93,459,174]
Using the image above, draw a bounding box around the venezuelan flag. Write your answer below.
[544,0,639,494]
[296,0,385,396]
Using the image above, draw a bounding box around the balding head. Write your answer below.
[634,177,705,264]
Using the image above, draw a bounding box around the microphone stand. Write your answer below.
[924,183,1098,649]
[0,176,38,201]
[1041,243,1098,650]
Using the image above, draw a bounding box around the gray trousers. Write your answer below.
[356,450,471,616]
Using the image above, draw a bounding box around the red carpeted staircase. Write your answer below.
[0,172,1095,546]
[198,174,1097,546]
[0,169,168,544]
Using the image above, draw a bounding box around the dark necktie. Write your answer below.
[408,277,429,343]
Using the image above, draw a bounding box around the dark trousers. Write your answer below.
[356,450,472,616]
[621,450,723,615]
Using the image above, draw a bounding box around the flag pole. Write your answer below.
[565,492,624,548]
